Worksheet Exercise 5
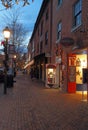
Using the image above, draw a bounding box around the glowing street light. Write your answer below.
[3,26,11,94]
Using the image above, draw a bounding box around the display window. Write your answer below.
[46,64,56,87]
[68,49,88,93]
[76,54,87,84]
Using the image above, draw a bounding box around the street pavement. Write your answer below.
[0,72,88,130]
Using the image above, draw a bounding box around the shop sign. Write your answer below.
[60,37,74,47]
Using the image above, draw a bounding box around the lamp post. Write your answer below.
[3,26,11,94]
[13,54,17,77]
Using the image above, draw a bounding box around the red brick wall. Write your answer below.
[52,0,88,91]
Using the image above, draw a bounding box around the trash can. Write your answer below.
[7,75,14,88]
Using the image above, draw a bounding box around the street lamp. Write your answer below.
[3,26,11,94]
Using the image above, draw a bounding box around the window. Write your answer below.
[73,0,82,27]
[40,21,43,36]
[40,41,43,53]
[57,22,62,40]
[38,28,39,36]
[46,9,49,20]
[45,31,48,45]
[32,41,34,52]
[37,43,39,53]
[58,0,62,6]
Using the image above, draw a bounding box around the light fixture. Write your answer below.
[3,26,11,94]
[3,26,11,39]
[14,55,16,59]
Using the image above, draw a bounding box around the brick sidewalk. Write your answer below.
[0,73,88,130]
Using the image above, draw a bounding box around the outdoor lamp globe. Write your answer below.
[3,26,11,39]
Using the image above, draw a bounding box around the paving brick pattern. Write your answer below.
[0,73,88,130]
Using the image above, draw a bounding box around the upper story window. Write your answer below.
[45,31,48,45]
[73,0,82,27]
[38,28,39,36]
[58,0,62,7]
[37,42,39,53]
[46,9,49,21]
[40,41,43,53]
[40,20,43,36]
[57,22,62,40]
[32,41,34,52]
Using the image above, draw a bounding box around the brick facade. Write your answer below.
[28,0,88,92]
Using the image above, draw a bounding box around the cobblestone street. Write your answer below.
[0,72,88,130]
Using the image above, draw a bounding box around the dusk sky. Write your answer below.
[0,0,43,48]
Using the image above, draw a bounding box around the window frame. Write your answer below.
[57,21,62,40]
[58,0,63,7]
[73,0,82,28]
[45,9,49,21]
[40,20,44,36]
[40,41,43,53]
[45,31,48,45]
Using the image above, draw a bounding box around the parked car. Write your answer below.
[0,67,5,83]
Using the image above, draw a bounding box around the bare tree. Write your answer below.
[1,7,29,54]
[0,0,34,8]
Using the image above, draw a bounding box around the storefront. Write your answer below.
[68,48,88,93]
[46,64,56,88]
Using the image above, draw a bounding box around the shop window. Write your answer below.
[76,54,87,84]
[73,0,82,28]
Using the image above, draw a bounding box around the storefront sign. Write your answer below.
[60,37,74,47]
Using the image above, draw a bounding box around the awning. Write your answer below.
[24,60,34,69]
[46,64,56,68]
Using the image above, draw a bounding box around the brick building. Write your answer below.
[28,0,88,93]
[28,0,53,81]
